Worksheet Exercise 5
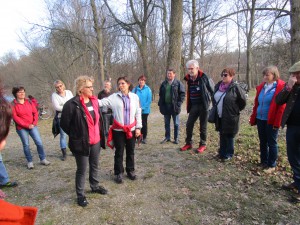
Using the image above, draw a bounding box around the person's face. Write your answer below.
[138,79,145,88]
[187,64,198,76]
[291,71,300,84]
[167,71,175,81]
[118,79,129,93]
[221,71,233,84]
[81,81,94,98]
[104,82,111,91]
[55,83,65,94]
[263,71,275,83]
[16,89,26,100]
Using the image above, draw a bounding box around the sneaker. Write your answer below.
[180,144,192,151]
[91,186,108,195]
[27,162,34,169]
[40,159,51,166]
[77,196,88,207]
[197,145,206,153]
[173,139,179,144]
[220,157,232,162]
[160,138,171,144]
[141,139,147,144]
[115,174,123,184]
[263,167,276,174]
[0,181,18,188]
[282,182,297,191]
[291,192,300,203]
[127,171,137,180]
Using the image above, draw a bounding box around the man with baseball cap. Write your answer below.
[276,61,300,202]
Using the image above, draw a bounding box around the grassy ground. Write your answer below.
[2,92,300,225]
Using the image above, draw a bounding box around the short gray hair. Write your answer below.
[186,60,199,68]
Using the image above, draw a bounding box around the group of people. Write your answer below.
[0,59,299,211]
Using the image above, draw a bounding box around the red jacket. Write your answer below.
[12,99,39,130]
[0,200,38,225]
[250,79,286,127]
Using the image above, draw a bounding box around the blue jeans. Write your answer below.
[163,104,179,140]
[58,118,67,149]
[16,126,46,162]
[219,133,235,159]
[0,154,9,185]
[256,119,279,167]
[286,125,300,192]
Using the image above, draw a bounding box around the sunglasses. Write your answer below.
[221,73,229,77]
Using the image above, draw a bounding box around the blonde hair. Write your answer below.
[53,80,66,91]
[262,66,280,81]
[74,76,94,95]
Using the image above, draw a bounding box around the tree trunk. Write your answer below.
[167,0,183,77]
[290,0,300,64]
[90,0,105,88]
[189,0,196,59]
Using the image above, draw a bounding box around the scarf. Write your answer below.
[219,82,231,92]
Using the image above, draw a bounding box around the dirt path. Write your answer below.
[2,103,300,224]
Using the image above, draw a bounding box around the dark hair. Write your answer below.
[0,88,12,143]
[117,76,132,91]
[138,75,146,81]
[12,86,25,98]
[221,68,235,77]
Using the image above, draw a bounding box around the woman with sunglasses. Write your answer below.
[250,66,286,173]
[99,76,142,184]
[60,76,107,207]
[11,86,51,169]
[51,80,73,160]
[213,68,247,161]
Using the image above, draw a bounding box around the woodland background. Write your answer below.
[0,0,299,103]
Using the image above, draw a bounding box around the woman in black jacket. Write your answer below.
[213,68,246,161]
[60,75,107,207]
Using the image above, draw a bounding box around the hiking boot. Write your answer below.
[27,162,34,169]
[61,148,67,161]
[127,171,136,180]
[160,138,171,144]
[115,174,123,184]
[263,167,276,174]
[180,144,192,151]
[77,196,88,207]
[0,181,18,188]
[40,159,51,166]
[197,145,206,153]
[282,182,297,191]
[91,186,108,195]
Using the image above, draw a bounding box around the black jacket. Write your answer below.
[60,96,105,156]
[158,79,185,115]
[214,81,247,135]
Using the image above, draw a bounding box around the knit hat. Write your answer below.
[288,61,300,73]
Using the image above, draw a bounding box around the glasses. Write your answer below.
[55,85,63,89]
[187,68,194,70]
[17,91,25,94]
[118,82,126,86]
[85,86,94,89]
[221,73,228,77]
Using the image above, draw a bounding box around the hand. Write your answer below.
[28,124,34,129]
[287,75,297,89]
[135,129,141,138]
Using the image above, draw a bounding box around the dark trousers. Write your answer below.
[219,132,235,159]
[256,119,279,167]
[185,103,208,146]
[286,125,300,192]
[74,142,101,198]
[141,114,149,140]
[103,113,112,137]
[113,130,135,175]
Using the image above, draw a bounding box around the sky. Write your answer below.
[0,0,46,58]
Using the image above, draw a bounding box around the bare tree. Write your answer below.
[290,0,300,63]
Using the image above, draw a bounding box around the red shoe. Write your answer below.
[197,145,206,153]
[180,144,192,151]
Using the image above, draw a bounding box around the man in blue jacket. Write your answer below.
[158,69,185,144]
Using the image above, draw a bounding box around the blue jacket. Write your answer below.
[132,84,152,114]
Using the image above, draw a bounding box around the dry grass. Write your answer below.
[2,93,300,225]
